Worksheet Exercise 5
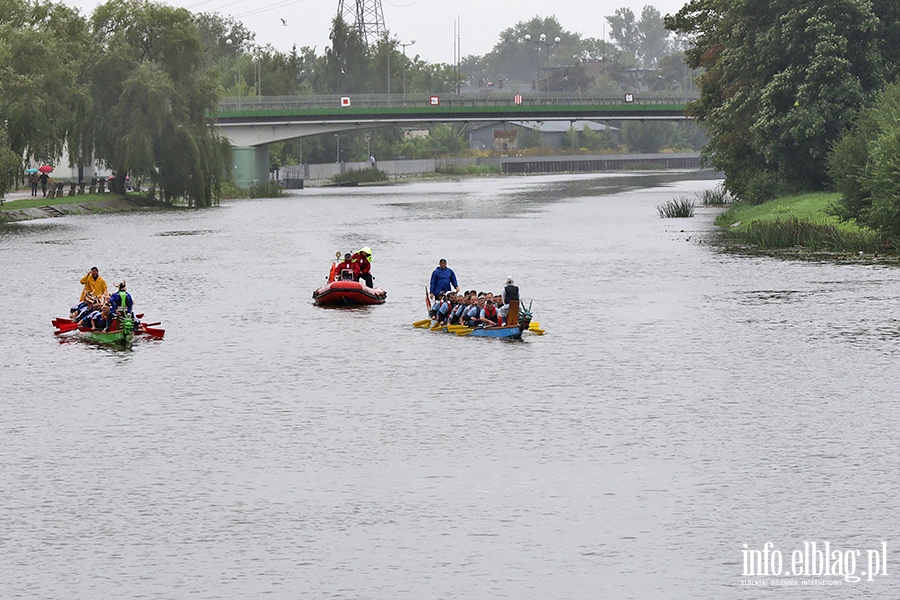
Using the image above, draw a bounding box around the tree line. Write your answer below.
[1,1,699,205]
[666,0,900,237]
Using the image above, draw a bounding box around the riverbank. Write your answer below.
[0,191,168,223]
[715,191,894,260]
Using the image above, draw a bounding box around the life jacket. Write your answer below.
[484,305,498,320]
[503,284,519,303]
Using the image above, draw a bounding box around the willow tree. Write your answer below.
[87,0,230,206]
[666,0,900,201]
[0,0,91,164]
[0,127,21,198]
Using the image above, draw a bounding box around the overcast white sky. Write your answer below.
[64,0,687,64]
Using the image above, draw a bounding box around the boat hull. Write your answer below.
[81,329,134,344]
[313,280,387,306]
[466,325,522,339]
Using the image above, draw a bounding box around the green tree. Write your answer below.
[465,16,578,85]
[0,0,91,164]
[666,0,900,201]
[829,82,900,236]
[87,0,231,206]
[581,125,616,151]
[0,126,21,198]
[562,126,579,150]
[313,17,370,93]
[607,6,674,68]
[622,121,672,153]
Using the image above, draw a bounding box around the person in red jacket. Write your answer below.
[335,253,359,280]
[352,247,374,287]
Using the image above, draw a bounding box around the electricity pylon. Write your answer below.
[337,0,385,46]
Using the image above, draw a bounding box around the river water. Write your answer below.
[1,172,897,599]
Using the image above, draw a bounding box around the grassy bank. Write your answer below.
[716,192,889,254]
[0,192,127,211]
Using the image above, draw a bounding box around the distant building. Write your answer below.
[468,120,619,151]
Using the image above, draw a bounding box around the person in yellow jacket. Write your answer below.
[80,266,108,301]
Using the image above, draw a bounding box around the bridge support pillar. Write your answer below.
[231,146,269,189]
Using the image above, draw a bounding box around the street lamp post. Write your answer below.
[334,134,340,163]
[400,39,416,99]
[524,33,561,94]
[225,38,242,109]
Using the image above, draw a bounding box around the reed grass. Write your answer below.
[722,217,887,253]
[657,196,695,218]
[699,186,729,206]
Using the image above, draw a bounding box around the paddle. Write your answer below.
[138,327,165,338]
[54,322,79,334]
[455,328,474,336]
[413,318,432,328]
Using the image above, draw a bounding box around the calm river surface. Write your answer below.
[1,172,897,599]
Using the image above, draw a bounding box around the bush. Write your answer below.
[829,81,900,237]
[435,164,500,176]
[657,197,695,218]
[332,167,388,184]
[247,181,285,198]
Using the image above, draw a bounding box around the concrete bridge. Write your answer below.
[214,92,698,186]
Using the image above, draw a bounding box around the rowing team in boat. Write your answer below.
[429,276,522,328]
[70,280,138,332]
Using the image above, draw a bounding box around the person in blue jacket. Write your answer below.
[430,258,459,297]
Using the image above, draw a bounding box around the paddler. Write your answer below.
[499,276,520,327]
[79,266,108,301]
[109,281,134,320]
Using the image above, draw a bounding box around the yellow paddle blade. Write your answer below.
[455,328,474,336]
[447,324,469,331]
[528,321,541,330]
[413,319,432,328]
[529,328,545,335]
[430,323,447,331]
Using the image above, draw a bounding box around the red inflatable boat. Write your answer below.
[313,280,387,306]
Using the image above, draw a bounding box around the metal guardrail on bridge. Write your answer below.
[218,92,699,114]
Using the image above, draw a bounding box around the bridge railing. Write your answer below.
[219,92,700,112]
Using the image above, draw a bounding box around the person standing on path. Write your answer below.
[38,172,49,197]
